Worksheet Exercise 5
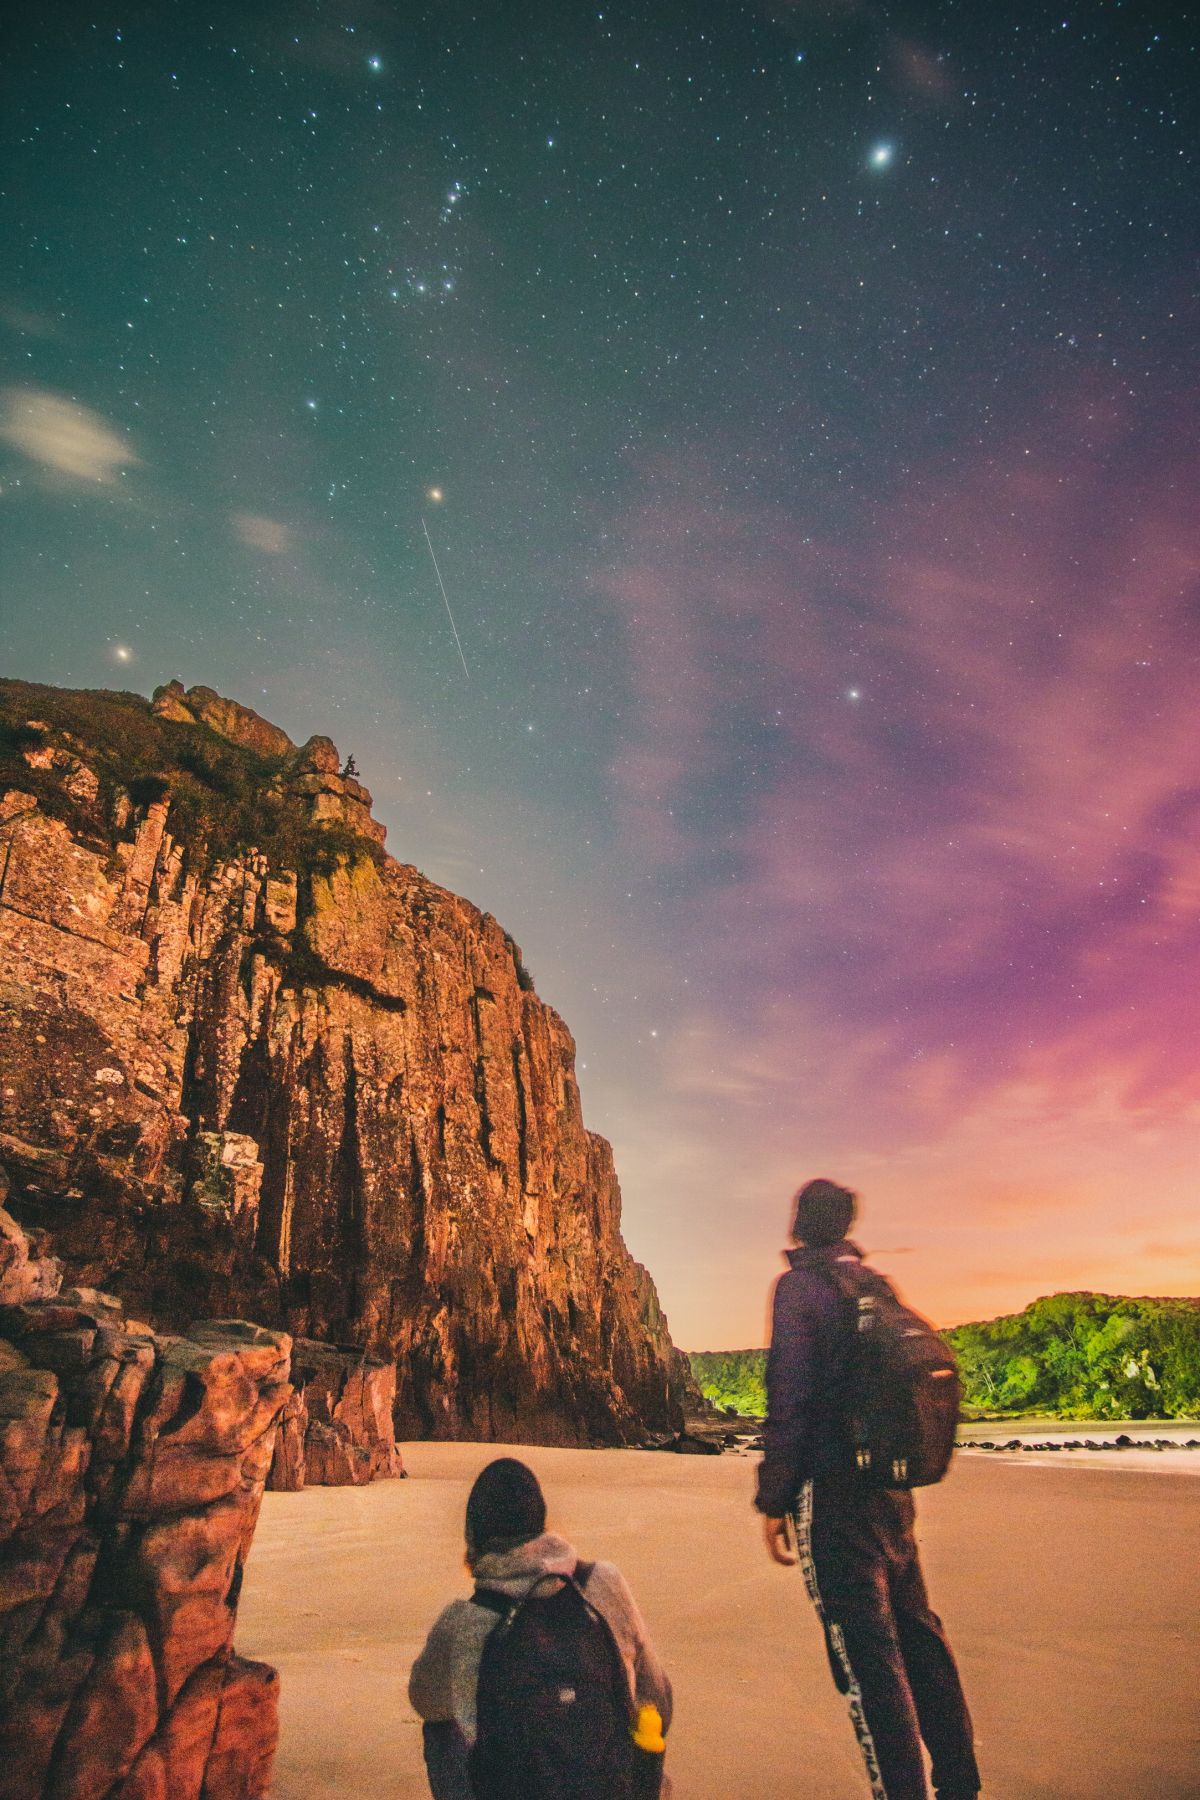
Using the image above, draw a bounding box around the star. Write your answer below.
[427,487,444,502]
[846,687,862,701]
[367,56,383,74]
[112,645,133,664]
[869,143,895,170]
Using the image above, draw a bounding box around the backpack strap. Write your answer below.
[824,1256,896,1310]
[471,1588,513,1618]
[571,1559,595,1589]
[471,1568,571,1623]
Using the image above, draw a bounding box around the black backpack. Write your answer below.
[826,1259,961,1488]
[469,1562,638,1800]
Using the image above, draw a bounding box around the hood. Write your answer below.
[471,1530,580,1599]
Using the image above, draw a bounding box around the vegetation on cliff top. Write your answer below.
[689,1292,1200,1421]
[0,678,377,877]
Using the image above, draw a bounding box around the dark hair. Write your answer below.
[465,1458,547,1556]
[791,1178,857,1246]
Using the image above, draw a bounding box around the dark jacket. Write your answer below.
[754,1239,861,1516]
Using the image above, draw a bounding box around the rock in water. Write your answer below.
[0,679,688,1446]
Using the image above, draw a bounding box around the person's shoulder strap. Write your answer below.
[472,1570,564,1619]
[471,1588,512,1617]
[572,1559,595,1588]
[825,1256,894,1302]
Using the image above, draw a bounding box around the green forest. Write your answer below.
[688,1292,1200,1421]
[687,1349,767,1417]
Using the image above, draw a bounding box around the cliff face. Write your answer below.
[0,680,686,1445]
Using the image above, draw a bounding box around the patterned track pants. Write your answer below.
[794,1476,980,1800]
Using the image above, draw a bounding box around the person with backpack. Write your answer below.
[409,1456,673,1800]
[757,1178,981,1800]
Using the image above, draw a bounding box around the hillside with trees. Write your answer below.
[687,1350,767,1417]
[688,1292,1200,1421]
[945,1292,1200,1419]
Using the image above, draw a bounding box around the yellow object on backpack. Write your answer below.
[632,1704,665,1754]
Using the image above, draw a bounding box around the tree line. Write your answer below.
[688,1291,1200,1421]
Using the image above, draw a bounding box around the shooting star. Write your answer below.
[421,515,470,679]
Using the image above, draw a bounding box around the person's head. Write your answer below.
[465,1457,547,1563]
[791,1177,857,1246]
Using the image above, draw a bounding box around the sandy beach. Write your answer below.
[238,1445,1200,1800]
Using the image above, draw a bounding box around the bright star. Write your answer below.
[427,487,443,502]
[305,398,318,411]
[846,687,862,701]
[367,55,383,73]
[112,645,132,664]
[869,143,895,169]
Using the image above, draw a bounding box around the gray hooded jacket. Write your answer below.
[409,1529,673,1745]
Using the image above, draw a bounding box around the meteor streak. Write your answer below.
[421,515,469,679]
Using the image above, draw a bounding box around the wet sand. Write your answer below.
[238,1444,1200,1800]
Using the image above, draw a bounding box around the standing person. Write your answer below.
[757,1178,981,1800]
[410,1456,672,1800]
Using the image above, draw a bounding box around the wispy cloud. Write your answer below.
[599,397,1200,1140]
[0,386,141,484]
[0,304,57,339]
[232,511,293,555]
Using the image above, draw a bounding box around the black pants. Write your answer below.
[795,1477,980,1800]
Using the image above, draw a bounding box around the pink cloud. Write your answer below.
[597,398,1200,1132]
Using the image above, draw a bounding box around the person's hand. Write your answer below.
[763,1514,798,1566]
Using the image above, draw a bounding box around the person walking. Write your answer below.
[757,1178,981,1800]
[410,1456,673,1800]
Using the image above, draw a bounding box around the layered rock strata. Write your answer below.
[0,679,688,1445]
[0,1205,286,1800]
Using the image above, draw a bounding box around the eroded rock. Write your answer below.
[267,1339,403,1490]
[0,1233,287,1800]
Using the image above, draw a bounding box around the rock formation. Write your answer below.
[266,1341,403,1490]
[0,1200,285,1800]
[0,678,688,1446]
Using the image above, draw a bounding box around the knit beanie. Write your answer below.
[791,1177,857,1246]
[465,1458,547,1555]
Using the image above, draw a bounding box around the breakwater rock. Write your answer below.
[960,1433,1200,1453]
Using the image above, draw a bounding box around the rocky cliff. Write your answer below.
[0,679,687,1445]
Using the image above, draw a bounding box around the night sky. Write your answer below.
[3,2,1198,1348]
